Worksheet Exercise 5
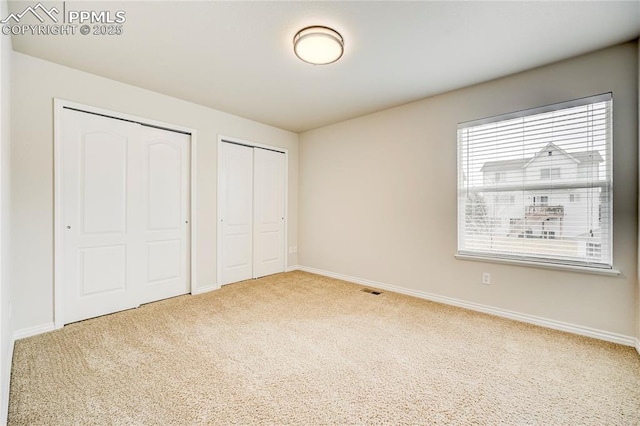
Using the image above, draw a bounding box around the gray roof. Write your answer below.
[572,151,604,163]
[481,159,527,172]
[481,148,603,172]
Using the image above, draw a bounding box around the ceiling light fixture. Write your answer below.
[293,26,344,65]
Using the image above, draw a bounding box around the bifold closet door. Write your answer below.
[61,109,190,325]
[219,142,285,285]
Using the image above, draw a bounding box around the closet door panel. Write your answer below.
[220,142,254,285]
[253,148,285,278]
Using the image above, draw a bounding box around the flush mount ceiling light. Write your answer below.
[293,26,344,65]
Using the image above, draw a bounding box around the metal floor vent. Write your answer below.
[361,288,382,295]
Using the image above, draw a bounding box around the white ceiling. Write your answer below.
[8,1,640,133]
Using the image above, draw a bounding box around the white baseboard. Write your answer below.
[285,265,300,272]
[13,322,55,341]
[298,266,637,347]
[635,338,640,355]
[191,283,220,295]
[1,335,14,426]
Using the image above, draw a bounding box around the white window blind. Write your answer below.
[457,93,613,269]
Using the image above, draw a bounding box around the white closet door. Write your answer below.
[61,109,191,325]
[220,142,254,285]
[62,109,141,324]
[253,148,285,278]
[137,126,190,305]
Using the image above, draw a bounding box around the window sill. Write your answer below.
[455,254,621,276]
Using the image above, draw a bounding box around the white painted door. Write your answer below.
[253,148,285,278]
[61,109,190,324]
[138,126,190,305]
[62,110,140,324]
[219,142,286,285]
[219,142,254,285]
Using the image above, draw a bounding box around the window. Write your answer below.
[533,196,549,206]
[540,168,560,179]
[586,242,602,259]
[494,172,501,183]
[457,93,613,269]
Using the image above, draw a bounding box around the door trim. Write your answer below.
[216,135,289,286]
[53,98,198,329]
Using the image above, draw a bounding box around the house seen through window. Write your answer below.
[457,93,613,269]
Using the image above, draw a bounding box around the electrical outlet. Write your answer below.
[482,273,491,285]
[293,246,298,253]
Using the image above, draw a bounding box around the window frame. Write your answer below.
[456,93,615,273]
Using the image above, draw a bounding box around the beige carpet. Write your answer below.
[8,271,640,425]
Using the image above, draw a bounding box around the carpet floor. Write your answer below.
[8,271,640,425]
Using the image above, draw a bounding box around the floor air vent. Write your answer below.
[361,288,382,295]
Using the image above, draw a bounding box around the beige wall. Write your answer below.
[10,52,298,332]
[0,0,12,420]
[299,42,638,338]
